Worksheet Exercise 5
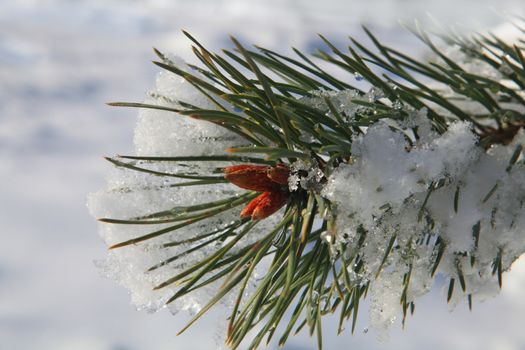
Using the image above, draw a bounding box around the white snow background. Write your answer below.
[1,0,525,349]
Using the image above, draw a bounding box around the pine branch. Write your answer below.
[95,22,525,350]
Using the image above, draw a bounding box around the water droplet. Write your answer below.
[311,291,320,305]
[392,100,403,110]
[272,226,287,248]
[299,133,317,143]
[388,82,398,91]
[320,230,334,244]
[319,294,330,309]
[499,62,513,75]
[354,72,364,81]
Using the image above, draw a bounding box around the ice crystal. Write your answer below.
[288,159,326,192]
[322,113,525,336]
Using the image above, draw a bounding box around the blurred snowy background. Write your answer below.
[2,0,525,349]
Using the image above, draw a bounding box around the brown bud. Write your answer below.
[251,191,288,220]
[240,192,268,219]
[266,163,290,185]
[225,164,290,220]
[224,165,279,192]
[479,121,524,149]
